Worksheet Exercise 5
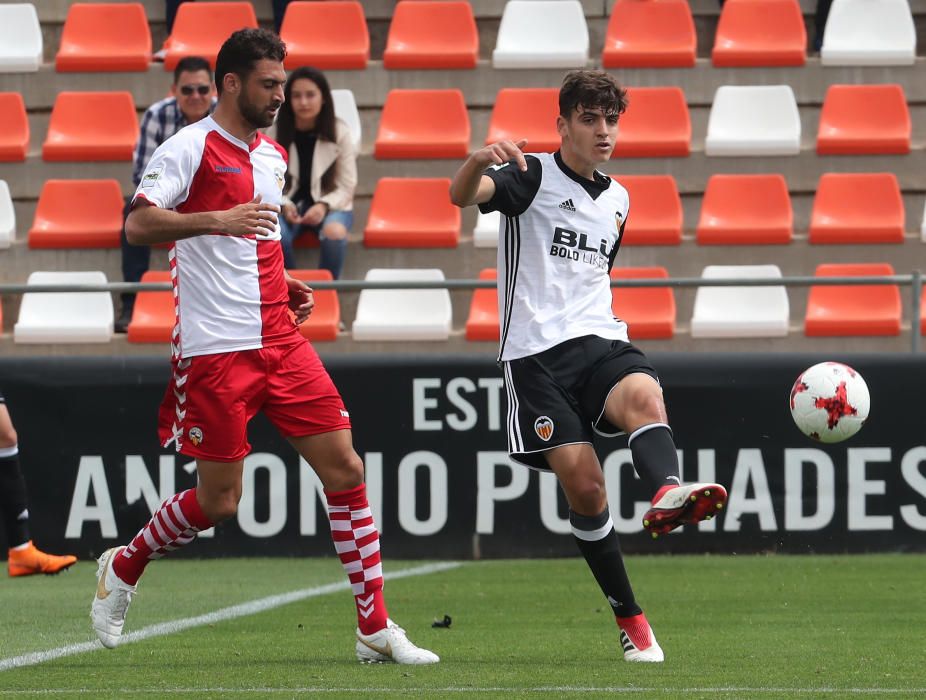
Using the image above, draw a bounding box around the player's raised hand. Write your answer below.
[217,195,280,237]
[285,274,315,324]
[473,138,529,172]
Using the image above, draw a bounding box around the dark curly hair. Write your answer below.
[559,70,628,119]
[215,28,287,95]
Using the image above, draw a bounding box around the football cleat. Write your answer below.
[617,613,664,663]
[90,547,136,649]
[642,482,727,535]
[356,618,440,665]
[7,541,77,577]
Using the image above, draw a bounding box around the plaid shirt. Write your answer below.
[132,97,217,187]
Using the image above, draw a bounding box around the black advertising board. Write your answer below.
[1,353,924,559]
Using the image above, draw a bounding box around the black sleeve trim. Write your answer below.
[478,155,542,217]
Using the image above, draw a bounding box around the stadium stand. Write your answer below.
[28,179,123,249]
[162,2,258,70]
[611,267,676,340]
[126,270,172,344]
[363,178,460,248]
[485,88,560,152]
[696,174,793,245]
[280,1,369,70]
[384,1,479,70]
[705,85,801,156]
[55,2,151,72]
[690,265,789,338]
[14,271,113,343]
[0,2,42,72]
[613,87,690,158]
[374,89,470,159]
[465,268,498,342]
[922,201,926,242]
[602,0,696,68]
[808,173,905,244]
[805,263,902,337]
[288,269,341,342]
[492,0,589,68]
[816,84,911,155]
[712,0,806,67]
[613,175,682,246]
[473,210,500,249]
[352,268,452,341]
[0,92,28,161]
[42,91,138,161]
[330,89,362,151]
[0,180,13,249]
[821,0,917,66]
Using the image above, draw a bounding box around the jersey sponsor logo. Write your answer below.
[558,198,576,213]
[214,165,242,174]
[549,226,612,270]
[534,416,554,441]
[141,166,162,189]
[188,426,204,446]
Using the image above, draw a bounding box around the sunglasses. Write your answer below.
[179,85,211,96]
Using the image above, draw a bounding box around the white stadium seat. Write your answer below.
[0,3,42,73]
[690,265,789,338]
[473,210,500,248]
[821,0,916,66]
[352,268,452,341]
[0,180,14,249]
[492,1,589,68]
[14,271,114,343]
[705,85,801,156]
[331,89,361,151]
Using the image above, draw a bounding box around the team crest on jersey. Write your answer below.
[188,427,203,446]
[615,211,624,231]
[274,167,285,190]
[534,416,554,442]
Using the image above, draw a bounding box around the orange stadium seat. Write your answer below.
[288,269,341,341]
[28,179,124,249]
[805,263,901,336]
[602,0,696,68]
[384,1,478,69]
[612,87,690,158]
[817,84,911,155]
[809,173,904,244]
[465,268,499,342]
[612,175,682,246]
[364,178,460,248]
[712,0,806,67]
[281,1,369,70]
[55,3,152,72]
[611,267,675,340]
[163,2,258,70]
[485,88,560,153]
[42,92,138,161]
[697,174,792,245]
[374,89,470,159]
[0,93,28,161]
[127,270,173,343]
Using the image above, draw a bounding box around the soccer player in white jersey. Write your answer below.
[90,28,438,665]
[450,70,728,663]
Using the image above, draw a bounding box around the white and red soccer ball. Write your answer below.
[790,362,870,443]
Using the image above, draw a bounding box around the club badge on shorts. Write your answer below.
[534,416,554,441]
[188,427,204,446]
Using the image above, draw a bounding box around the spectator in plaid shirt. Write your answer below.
[117,56,217,332]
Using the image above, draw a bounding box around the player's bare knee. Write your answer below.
[322,223,348,240]
[200,490,241,523]
[0,425,17,447]
[564,477,607,515]
[624,385,667,427]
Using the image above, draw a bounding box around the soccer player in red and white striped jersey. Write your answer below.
[90,28,437,665]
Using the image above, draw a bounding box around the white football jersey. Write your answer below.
[481,151,630,361]
[133,116,297,359]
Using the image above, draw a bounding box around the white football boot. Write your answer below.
[90,547,137,648]
[618,617,665,663]
[643,482,727,536]
[356,619,440,664]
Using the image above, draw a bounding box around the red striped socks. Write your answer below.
[326,484,388,635]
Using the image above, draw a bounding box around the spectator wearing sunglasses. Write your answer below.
[117,56,217,333]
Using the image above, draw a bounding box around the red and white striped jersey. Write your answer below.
[133,116,298,359]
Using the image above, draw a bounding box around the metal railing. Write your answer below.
[0,271,922,352]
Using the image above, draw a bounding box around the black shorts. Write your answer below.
[502,335,658,471]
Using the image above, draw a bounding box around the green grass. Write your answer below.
[1,555,925,698]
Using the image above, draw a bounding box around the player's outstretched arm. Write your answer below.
[125,196,280,246]
[449,139,528,208]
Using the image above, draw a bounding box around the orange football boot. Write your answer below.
[8,541,78,577]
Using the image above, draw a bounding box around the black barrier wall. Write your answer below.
[1,353,924,559]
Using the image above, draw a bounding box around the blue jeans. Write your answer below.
[279,209,353,279]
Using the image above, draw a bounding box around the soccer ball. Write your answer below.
[789,362,870,443]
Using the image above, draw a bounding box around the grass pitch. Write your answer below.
[1,554,924,698]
